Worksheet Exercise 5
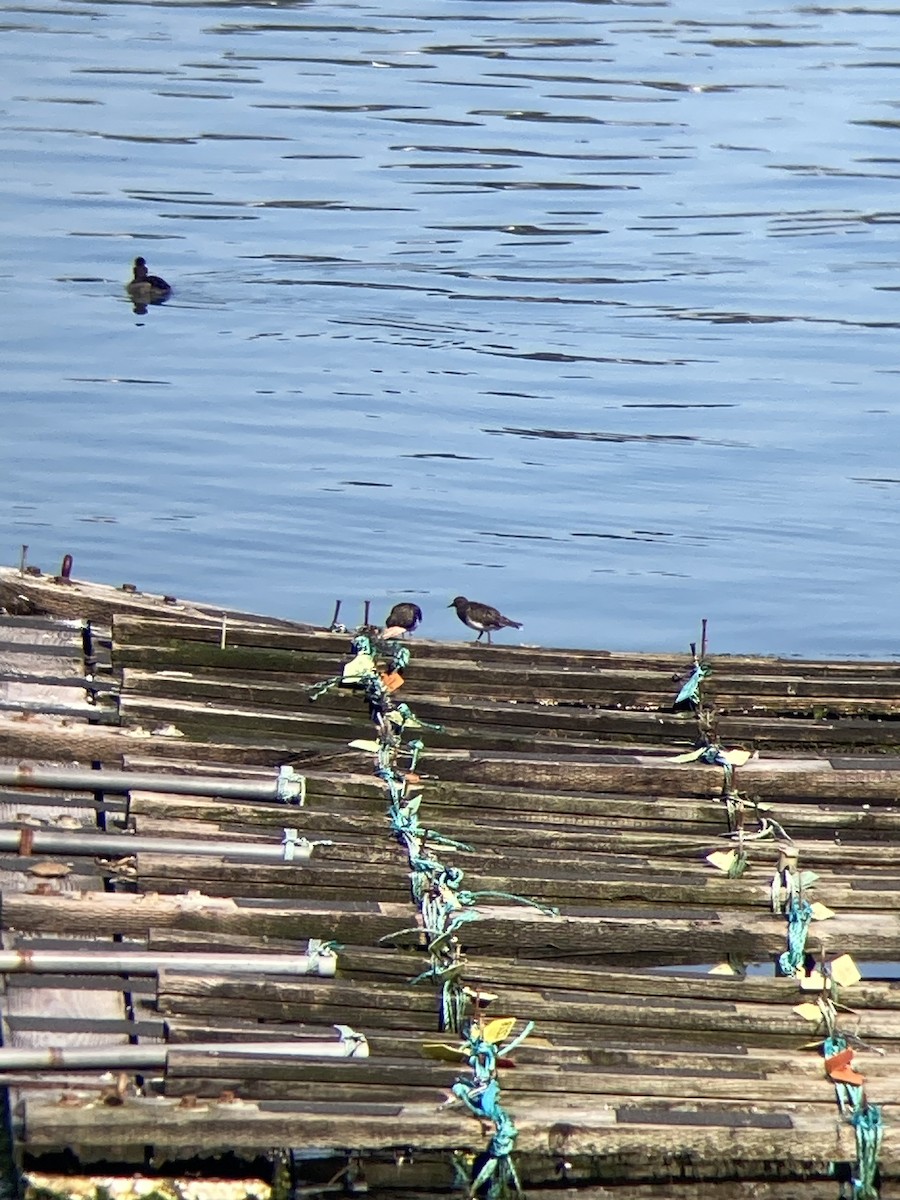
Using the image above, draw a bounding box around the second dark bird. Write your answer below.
[449,596,522,644]
[384,602,423,636]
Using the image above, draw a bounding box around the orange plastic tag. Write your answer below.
[828,1065,865,1086]
[380,672,404,692]
[824,1048,853,1074]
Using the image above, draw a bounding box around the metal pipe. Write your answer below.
[0,828,320,863]
[0,701,116,722]
[0,947,337,978]
[0,764,305,803]
[0,1045,169,1071]
[0,1034,368,1072]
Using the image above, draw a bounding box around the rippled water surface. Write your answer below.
[2,0,900,656]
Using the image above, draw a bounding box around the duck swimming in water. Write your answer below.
[126,256,171,302]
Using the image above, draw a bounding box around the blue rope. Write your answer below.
[851,1104,883,1200]
[452,1021,533,1198]
[778,895,812,976]
[824,1024,884,1194]
[305,674,342,700]
[331,630,540,1190]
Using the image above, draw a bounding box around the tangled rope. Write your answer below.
[671,623,885,1197]
[310,626,553,1193]
[447,1018,535,1198]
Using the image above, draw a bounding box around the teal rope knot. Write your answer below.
[364,675,389,707]
[851,1103,883,1200]
[436,865,465,892]
[408,739,424,771]
[778,895,813,976]
[389,644,411,672]
[451,1020,534,1198]
[699,743,734,791]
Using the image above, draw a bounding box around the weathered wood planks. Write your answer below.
[4,588,900,1194]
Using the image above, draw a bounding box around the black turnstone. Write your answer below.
[449,596,522,644]
[384,601,423,637]
[127,256,171,301]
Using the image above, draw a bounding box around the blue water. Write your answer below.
[2,0,900,658]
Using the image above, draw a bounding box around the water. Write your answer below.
[2,0,900,659]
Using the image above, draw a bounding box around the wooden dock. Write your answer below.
[0,563,897,1199]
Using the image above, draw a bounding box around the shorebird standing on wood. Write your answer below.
[384,602,423,637]
[449,596,522,644]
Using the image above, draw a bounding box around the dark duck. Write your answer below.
[449,596,522,644]
[126,256,171,303]
[384,602,423,637]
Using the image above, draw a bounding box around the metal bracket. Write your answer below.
[282,829,308,862]
[306,938,339,980]
[276,765,306,805]
[333,1023,369,1058]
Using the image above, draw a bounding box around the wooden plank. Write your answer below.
[153,972,900,1044]
[161,1049,900,1106]
[122,661,900,723]
[108,613,900,681]
[10,889,900,961]
[125,786,900,869]
[130,848,900,913]
[16,1095,882,1171]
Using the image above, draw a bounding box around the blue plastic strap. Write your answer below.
[675,663,710,707]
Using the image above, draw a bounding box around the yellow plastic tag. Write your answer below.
[706,850,736,873]
[722,748,753,766]
[480,1017,517,1045]
[348,739,382,753]
[830,954,862,988]
[708,962,737,975]
[342,651,376,681]
[421,1042,467,1062]
[809,902,836,921]
[792,1002,823,1023]
[799,970,827,991]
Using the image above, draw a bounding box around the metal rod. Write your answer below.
[0,948,336,978]
[0,765,304,803]
[0,1036,366,1072]
[0,828,315,862]
[0,700,117,722]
